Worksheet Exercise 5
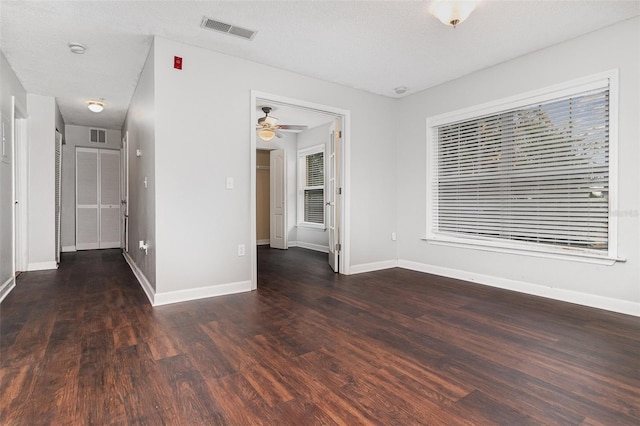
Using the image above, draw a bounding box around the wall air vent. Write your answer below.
[90,128,106,144]
[200,17,257,40]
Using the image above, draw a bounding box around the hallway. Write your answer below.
[1,248,639,424]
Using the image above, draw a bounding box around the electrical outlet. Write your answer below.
[391,232,397,241]
[238,244,245,256]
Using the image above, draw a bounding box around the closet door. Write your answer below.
[76,147,121,250]
[99,150,121,248]
[76,148,99,250]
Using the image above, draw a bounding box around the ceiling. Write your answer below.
[1,1,638,130]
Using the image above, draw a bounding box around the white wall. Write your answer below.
[60,125,121,250]
[151,36,397,300]
[0,52,27,300]
[122,44,157,292]
[396,17,640,315]
[26,94,58,271]
[295,123,332,251]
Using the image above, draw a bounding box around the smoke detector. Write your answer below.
[68,42,86,54]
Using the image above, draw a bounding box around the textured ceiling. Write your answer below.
[1,1,638,129]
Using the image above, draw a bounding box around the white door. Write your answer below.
[99,150,121,248]
[76,147,121,250]
[54,131,62,263]
[121,133,129,252]
[327,118,342,272]
[270,149,287,249]
[76,148,99,250]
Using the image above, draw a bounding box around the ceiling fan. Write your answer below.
[256,106,308,141]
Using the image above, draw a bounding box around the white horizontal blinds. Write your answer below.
[304,152,324,224]
[434,86,610,251]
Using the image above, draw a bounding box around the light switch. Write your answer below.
[226,177,234,189]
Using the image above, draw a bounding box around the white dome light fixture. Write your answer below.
[87,100,105,113]
[430,0,480,28]
[258,128,276,142]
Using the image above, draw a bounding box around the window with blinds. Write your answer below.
[426,71,618,261]
[298,145,325,226]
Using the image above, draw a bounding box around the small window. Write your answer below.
[298,145,325,228]
[426,71,618,263]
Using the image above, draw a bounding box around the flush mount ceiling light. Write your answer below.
[87,100,105,113]
[68,42,86,54]
[430,0,480,28]
[258,128,276,142]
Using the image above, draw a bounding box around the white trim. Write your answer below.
[250,91,351,287]
[422,238,623,266]
[27,261,58,271]
[257,239,270,246]
[153,280,251,306]
[0,276,16,303]
[123,251,155,305]
[61,245,77,252]
[349,260,398,275]
[289,241,329,253]
[297,143,325,228]
[398,259,639,317]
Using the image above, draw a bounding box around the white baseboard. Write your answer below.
[153,280,252,306]
[397,259,640,317]
[350,259,398,274]
[0,276,16,303]
[61,245,77,252]
[123,252,155,305]
[122,252,251,306]
[289,241,329,253]
[27,261,58,271]
[257,239,270,246]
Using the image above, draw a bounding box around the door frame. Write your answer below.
[250,91,351,290]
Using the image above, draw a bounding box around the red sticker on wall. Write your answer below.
[174,56,182,70]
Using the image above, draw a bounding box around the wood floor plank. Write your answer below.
[1,247,638,425]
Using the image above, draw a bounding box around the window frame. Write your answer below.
[297,144,326,229]
[425,70,620,265]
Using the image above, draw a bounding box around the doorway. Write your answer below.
[250,91,351,289]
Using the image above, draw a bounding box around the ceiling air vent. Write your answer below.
[90,128,106,144]
[200,17,257,40]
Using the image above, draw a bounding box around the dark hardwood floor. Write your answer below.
[1,247,639,425]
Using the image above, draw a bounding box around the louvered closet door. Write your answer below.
[99,150,121,248]
[76,147,121,250]
[76,148,99,250]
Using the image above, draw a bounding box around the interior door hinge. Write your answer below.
[335,130,342,138]
[336,243,341,252]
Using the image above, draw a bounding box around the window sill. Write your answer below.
[297,223,326,231]
[421,236,625,266]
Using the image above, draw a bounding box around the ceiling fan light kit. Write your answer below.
[256,106,308,141]
[258,129,276,141]
[430,0,480,28]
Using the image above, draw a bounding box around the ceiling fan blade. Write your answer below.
[275,130,284,138]
[277,125,308,131]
